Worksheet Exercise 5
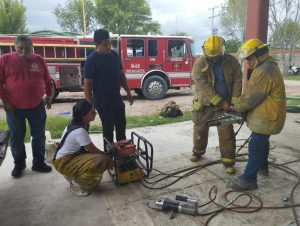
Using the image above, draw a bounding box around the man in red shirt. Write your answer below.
[0,35,53,178]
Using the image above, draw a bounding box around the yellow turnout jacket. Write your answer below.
[192,54,242,108]
[233,55,286,135]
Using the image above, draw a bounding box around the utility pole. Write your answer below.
[175,16,178,34]
[82,0,87,36]
[208,6,220,35]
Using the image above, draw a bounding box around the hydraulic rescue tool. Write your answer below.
[104,132,154,185]
[206,112,244,127]
[0,130,10,167]
[149,194,199,219]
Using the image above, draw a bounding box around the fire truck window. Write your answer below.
[168,40,186,57]
[111,39,118,52]
[190,40,197,57]
[47,66,56,74]
[148,40,158,57]
[127,39,144,57]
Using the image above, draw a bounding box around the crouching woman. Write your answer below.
[53,100,112,197]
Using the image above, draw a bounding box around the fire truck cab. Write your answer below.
[118,35,197,99]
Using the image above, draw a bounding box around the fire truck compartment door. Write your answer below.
[122,38,146,77]
[146,39,164,71]
[164,39,192,86]
[59,65,81,88]
[165,39,191,71]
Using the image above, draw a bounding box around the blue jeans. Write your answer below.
[6,101,46,166]
[243,132,270,182]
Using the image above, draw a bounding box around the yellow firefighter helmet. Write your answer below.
[203,35,225,57]
[238,39,268,60]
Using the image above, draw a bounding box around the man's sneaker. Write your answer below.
[32,162,52,173]
[189,153,202,162]
[225,166,236,174]
[258,169,269,176]
[69,182,91,197]
[230,175,258,190]
[11,163,27,178]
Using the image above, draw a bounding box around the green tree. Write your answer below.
[94,0,161,34]
[54,0,96,34]
[225,39,242,53]
[269,19,300,49]
[0,0,26,34]
[269,0,300,75]
[219,0,247,41]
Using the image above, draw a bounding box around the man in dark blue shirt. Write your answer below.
[212,59,230,103]
[84,29,134,148]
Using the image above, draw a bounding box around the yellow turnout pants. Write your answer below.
[53,153,108,191]
[192,106,236,166]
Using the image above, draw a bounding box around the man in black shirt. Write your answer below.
[84,29,134,148]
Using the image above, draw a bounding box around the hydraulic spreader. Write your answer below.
[104,132,154,185]
[206,112,244,127]
[147,194,199,219]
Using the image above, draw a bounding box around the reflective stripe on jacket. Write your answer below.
[233,55,286,135]
[192,54,242,108]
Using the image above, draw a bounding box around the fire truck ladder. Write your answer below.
[0,43,95,62]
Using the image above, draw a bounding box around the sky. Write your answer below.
[22,0,226,53]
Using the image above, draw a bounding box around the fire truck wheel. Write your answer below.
[142,76,168,100]
[133,88,144,97]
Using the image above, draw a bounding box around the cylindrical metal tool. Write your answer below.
[155,198,198,216]
[175,195,199,206]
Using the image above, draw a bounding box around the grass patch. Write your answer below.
[0,111,192,142]
[46,116,70,138]
[0,120,8,130]
[127,111,192,128]
[284,75,300,81]
[287,99,300,105]
[0,116,70,142]
[286,96,300,105]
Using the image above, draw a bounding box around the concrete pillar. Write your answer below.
[243,0,270,88]
[245,0,269,42]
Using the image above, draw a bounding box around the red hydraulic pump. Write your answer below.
[104,132,154,185]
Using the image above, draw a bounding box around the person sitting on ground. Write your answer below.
[52,100,113,197]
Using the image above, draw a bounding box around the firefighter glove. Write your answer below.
[192,98,203,111]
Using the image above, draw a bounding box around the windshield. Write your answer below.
[190,40,197,57]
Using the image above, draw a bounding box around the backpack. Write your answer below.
[160,101,183,118]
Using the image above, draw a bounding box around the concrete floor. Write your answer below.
[0,113,299,226]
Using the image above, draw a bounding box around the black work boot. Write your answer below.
[32,162,52,173]
[258,169,269,176]
[11,162,27,178]
[229,175,258,190]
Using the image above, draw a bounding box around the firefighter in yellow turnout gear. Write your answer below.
[229,39,286,190]
[190,36,242,174]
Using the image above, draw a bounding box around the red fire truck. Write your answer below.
[0,34,197,100]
